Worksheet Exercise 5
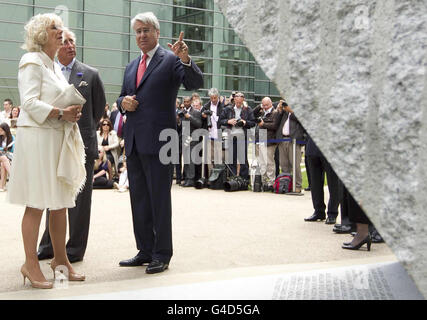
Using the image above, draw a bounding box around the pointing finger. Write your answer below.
[178,31,184,42]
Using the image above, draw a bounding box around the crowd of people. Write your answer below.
[0,11,383,290]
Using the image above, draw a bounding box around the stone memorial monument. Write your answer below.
[215,0,427,298]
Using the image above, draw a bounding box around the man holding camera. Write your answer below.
[219,92,255,182]
[201,88,225,178]
[276,100,306,193]
[179,96,202,187]
[257,97,281,190]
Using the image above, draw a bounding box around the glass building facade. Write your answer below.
[0,0,280,108]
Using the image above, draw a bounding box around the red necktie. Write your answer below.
[136,53,148,87]
[117,113,123,137]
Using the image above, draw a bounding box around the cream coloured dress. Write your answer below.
[7,51,79,210]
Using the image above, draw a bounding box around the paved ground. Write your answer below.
[0,184,395,299]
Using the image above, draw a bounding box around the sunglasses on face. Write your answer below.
[102,123,109,126]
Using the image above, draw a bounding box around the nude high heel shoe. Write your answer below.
[21,265,53,289]
[50,259,86,281]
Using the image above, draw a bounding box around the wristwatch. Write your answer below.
[58,109,63,120]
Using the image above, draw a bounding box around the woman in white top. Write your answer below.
[96,118,120,175]
[7,13,85,289]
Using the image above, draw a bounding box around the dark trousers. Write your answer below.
[347,188,371,225]
[175,134,183,181]
[93,176,114,189]
[307,155,341,218]
[127,148,173,263]
[183,141,197,182]
[305,152,311,188]
[38,159,95,260]
[340,184,354,226]
[274,145,280,177]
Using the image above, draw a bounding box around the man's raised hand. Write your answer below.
[168,31,190,64]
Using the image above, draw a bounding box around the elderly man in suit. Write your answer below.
[180,96,202,187]
[117,12,203,273]
[37,28,106,262]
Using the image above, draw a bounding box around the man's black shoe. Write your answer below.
[67,255,83,263]
[146,260,169,274]
[182,181,195,187]
[119,255,152,267]
[176,179,181,185]
[304,213,326,222]
[325,217,337,225]
[333,224,354,234]
[37,251,54,261]
[304,187,311,191]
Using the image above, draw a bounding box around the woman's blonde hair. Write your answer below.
[21,13,63,52]
[94,147,107,171]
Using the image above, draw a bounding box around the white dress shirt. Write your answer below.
[140,44,160,69]
[209,102,219,140]
[283,112,291,136]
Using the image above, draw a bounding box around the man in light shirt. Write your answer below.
[219,92,255,181]
[258,97,281,189]
[1,99,13,125]
[201,88,225,178]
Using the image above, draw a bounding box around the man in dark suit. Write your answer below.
[175,98,183,184]
[110,106,125,140]
[181,97,202,187]
[117,12,203,274]
[304,136,341,224]
[38,28,106,262]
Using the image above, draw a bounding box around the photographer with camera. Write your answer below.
[179,96,202,187]
[256,97,281,191]
[276,100,306,193]
[175,98,184,184]
[219,92,255,184]
[201,88,225,178]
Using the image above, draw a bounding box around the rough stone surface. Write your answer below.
[216,0,427,298]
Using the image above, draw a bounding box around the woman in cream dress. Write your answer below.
[7,13,85,289]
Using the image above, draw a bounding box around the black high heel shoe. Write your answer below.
[342,235,372,251]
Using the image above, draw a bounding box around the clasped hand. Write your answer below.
[122,95,139,112]
[63,105,82,122]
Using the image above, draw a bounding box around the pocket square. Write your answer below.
[78,81,88,87]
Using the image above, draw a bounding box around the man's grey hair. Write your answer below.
[131,12,160,31]
[208,88,219,97]
[62,26,76,43]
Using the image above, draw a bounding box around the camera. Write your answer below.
[236,119,245,127]
[232,91,236,97]
[224,176,249,192]
[255,117,263,124]
[203,109,213,129]
[177,108,188,118]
